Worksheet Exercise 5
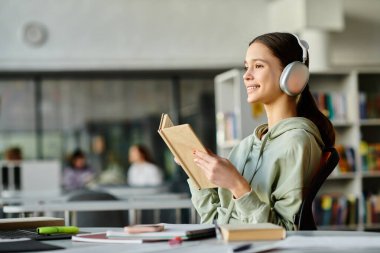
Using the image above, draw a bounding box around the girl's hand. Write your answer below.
[193,150,251,198]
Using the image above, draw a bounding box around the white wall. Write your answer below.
[0,0,379,71]
[0,0,268,70]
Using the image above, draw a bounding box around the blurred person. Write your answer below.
[1,146,23,190]
[97,152,125,185]
[62,149,96,191]
[127,144,163,187]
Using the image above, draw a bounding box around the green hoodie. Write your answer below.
[188,117,324,230]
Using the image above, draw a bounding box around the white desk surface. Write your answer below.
[41,229,380,253]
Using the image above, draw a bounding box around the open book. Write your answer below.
[158,113,216,189]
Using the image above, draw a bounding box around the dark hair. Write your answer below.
[249,32,335,147]
[69,148,86,168]
[5,146,22,161]
[133,144,154,163]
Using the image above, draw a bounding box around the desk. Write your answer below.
[3,199,196,225]
[41,229,380,253]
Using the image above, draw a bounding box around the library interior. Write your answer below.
[1,0,380,252]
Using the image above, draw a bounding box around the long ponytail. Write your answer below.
[297,85,335,147]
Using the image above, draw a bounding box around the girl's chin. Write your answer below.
[246,96,259,104]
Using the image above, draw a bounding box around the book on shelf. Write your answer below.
[72,224,216,244]
[218,223,286,242]
[364,193,380,226]
[312,92,347,121]
[216,112,238,145]
[360,141,380,172]
[314,194,358,227]
[335,145,356,174]
[158,113,216,190]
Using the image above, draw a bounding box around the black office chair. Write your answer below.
[296,147,340,230]
[67,189,126,227]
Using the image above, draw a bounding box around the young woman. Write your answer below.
[62,149,96,191]
[188,32,335,230]
[127,144,164,187]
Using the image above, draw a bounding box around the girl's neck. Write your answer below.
[264,97,297,129]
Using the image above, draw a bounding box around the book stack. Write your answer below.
[334,144,356,174]
[360,141,380,172]
[363,193,380,227]
[314,194,358,228]
[72,224,216,243]
[312,92,347,121]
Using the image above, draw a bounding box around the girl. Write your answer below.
[188,32,335,230]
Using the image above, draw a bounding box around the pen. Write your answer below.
[231,243,252,253]
[213,220,223,241]
[37,226,79,235]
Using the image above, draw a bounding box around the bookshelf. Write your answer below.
[214,68,380,231]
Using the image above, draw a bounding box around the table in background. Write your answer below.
[3,199,197,225]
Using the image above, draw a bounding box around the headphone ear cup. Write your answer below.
[279,61,309,96]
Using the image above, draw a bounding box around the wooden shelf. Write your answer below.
[364,224,380,230]
[360,119,380,126]
[362,171,380,178]
[328,172,357,180]
[317,225,358,231]
[332,120,354,128]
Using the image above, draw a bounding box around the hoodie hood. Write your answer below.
[254,117,324,148]
[228,117,324,176]
[248,117,324,176]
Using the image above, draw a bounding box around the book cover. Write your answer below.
[0,217,64,230]
[72,232,143,244]
[218,223,286,242]
[158,113,216,189]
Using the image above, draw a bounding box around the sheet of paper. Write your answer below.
[248,235,380,253]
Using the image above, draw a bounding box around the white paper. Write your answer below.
[248,235,380,253]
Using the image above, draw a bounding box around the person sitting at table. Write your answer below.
[177,32,335,230]
[62,148,96,191]
[127,144,164,187]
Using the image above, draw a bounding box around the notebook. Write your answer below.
[158,113,216,189]
[72,223,216,243]
[0,217,71,241]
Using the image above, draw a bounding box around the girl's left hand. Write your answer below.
[193,150,251,198]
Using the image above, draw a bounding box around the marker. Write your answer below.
[37,226,79,235]
[231,243,252,253]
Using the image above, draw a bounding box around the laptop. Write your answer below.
[1,160,61,197]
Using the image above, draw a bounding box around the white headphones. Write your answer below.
[279,34,310,96]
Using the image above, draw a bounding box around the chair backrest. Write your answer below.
[67,190,126,227]
[296,147,340,230]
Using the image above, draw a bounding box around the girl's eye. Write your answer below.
[255,64,263,68]
[244,66,248,70]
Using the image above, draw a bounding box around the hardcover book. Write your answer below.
[157,113,216,190]
[218,223,286,242]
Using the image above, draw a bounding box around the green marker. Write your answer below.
[37,226,79,235]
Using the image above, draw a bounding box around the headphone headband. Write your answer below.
[292,34,309,64]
